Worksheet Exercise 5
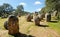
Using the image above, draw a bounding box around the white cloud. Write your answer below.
[19,2,26,6]
[35,1,42,5]
[36,8,41,11]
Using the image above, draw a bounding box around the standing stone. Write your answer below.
[34,12,38,16]
[38,14,43,20]
[26,14,33,22]
[45,13,51,22]
[33,12,38,20]
[53,11,57,17]
[8,15,19,35]
[39,13,45,20]
[34,16,40,26]
[4,21,8,30]
[18,13,21,17]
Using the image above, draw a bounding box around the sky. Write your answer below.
[0,0,45,12]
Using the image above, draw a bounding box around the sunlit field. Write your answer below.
[0,16,60,37]
[0,0,60,37]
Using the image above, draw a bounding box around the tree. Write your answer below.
[0,6,3,16]
[0,3,14,17]
[3,3,14,14]
[15,5,24,16]
[45,0,60,19]
[46,0,60,11]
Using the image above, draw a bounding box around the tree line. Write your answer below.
[0,3,30,18]
[39,0,60,19]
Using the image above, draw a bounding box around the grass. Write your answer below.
[0,16,60,37]
[0,18,7,30]
[48,21,60,35]
[26,23,35,34]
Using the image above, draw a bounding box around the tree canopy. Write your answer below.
[0,3,30,17]
[0,3,14,17]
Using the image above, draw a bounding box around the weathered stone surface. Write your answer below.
[45,13,51,22]
[34,16,40,25]
[4,21,8,30]
[38,14,43,20]
[26,14,33,22]
[18,13,21,17]
[8,15,19,35]
[34,12,38,16]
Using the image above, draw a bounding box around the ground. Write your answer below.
[0,16,60,37]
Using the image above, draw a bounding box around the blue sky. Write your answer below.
[0,0,45,12]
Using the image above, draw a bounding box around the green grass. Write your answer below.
[0,18,7,30]
[48,21,60,35]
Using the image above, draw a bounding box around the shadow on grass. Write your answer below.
[50,20,58,23]
[27,21,33,22]
[36,24,49,27]
[9,32,35,37]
